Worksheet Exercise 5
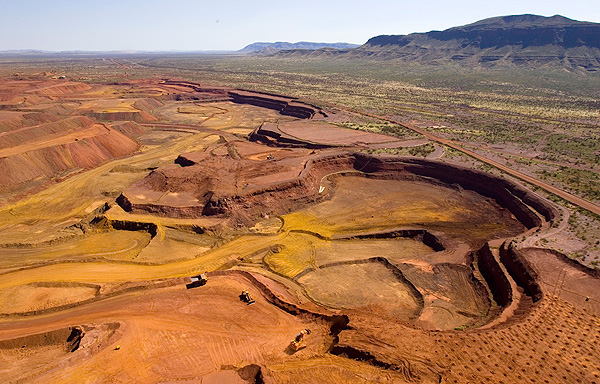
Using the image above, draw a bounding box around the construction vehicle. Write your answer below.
[289,329,311,351]
[240,290,255,305]
[186,273,208,289]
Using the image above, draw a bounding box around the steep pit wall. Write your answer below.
[0,322,122,383]
[117,192,206,219]
[206,153,557,228]
[476,243,512,308]
[351,154,558,229]
[499,241,543,302]
[108,217,158,238]
[207,270,350,336]
[158,80,320,114]
[249,123,332,149]
[333,229,445,252]
[160,80,231,95]
[198,152,357,220]
[119,152,557,234]
[229,90,317,119]
[0,326,84,352]
[293,256,425,319]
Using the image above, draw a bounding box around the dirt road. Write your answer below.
[0,275,331,383]
[355,109,600,216]
[0,124,110,158]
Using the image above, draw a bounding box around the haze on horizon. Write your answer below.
[1,0,599,52]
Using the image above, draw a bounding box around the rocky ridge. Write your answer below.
[273,14,600,70]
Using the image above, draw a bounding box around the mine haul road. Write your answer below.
[150,111,600,217]
[138,122,239,140]
[353,109,600,217]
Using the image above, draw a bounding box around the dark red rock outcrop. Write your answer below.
[159,80,231,102]
[476,243,512,308]
[154,80,322,117]
[499,241,543,302]
[118,150,556,232]
[229,90,317,119]
[249,122,332,148]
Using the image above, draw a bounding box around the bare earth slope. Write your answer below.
[0,77,599,384]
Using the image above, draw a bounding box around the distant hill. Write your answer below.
[239,41,360,54]
[272,15,600,70]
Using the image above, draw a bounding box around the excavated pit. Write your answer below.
[115,137,556,330]
[296,258,424,319]
[1,76,581,383]
[118,145,557,230]
[0,326,84,353]
[0,323,121,381]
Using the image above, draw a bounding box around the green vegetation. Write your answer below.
[542,133,600,164]
[362,143,435,158]
[335,121,416,139]
[408,143,435,157]
[537,167,600,202]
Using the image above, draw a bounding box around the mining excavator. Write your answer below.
[289,329,311,351]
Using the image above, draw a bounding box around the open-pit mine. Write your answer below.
[0,75,599,384]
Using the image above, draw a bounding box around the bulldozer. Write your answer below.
[289,329,311,351]
[240,290,255,305]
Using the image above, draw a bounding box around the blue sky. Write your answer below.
[1,0,599,51]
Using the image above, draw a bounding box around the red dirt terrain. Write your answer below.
[0,79,142,199]
[1,77,599,384]
[251,120,406,148]
[0,77,328,201]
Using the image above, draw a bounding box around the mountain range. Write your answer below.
[270,15,600,70]
[239,42,359,54]
[4,15,600,70]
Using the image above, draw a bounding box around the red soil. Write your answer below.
[26,81,91,96]
[118,141,316,220]
[0,126,138,187]
[110,121,146,137]
[119,138,555,233]
[85,110,157,123]
[253,120,400,147]
[0,77,197,196]
[2,76,600,384]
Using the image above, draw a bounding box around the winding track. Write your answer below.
[0,233,287,291]
[352,109,600,216]
[145,117,600,219]
[2,81,600,383]
[147,97,600,217]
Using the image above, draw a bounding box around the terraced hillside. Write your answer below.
[0,76,599,384]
